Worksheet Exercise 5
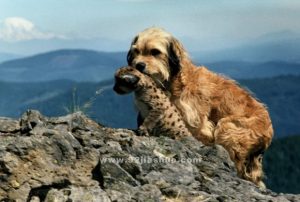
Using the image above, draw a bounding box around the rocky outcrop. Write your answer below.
[0,110,299,202]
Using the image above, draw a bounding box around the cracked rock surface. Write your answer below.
[0,110,299,202]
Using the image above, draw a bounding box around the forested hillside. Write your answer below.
[0,75,300,136]
[264,135,300,193]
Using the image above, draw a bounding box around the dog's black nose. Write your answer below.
[136,62,146,72]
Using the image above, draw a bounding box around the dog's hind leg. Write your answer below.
[213,116,271,187]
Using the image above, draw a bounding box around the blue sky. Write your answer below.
[0,0,299,54]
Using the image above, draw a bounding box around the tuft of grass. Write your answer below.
[63,86,103,115]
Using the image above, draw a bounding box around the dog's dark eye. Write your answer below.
[133,48,140,54]
[150,49,161,56]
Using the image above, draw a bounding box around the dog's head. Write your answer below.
[127,27,188,86]
[113,66,145,94]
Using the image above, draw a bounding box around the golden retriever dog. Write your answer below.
[127,27,273,188]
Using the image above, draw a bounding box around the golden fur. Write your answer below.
[127,27,274,188]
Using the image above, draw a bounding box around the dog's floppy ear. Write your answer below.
[127,49,133,65]
[168,38,184,77]
[127,36,139,65]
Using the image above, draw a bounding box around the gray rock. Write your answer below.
[0,110,299,202]
[0,118,20,133]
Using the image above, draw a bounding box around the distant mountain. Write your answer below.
[1,29,299,64]
[0,37,129,56]
[1,49,300,82]
[0,75,300,136]
[0,49,127,82]
[0,52,21,63]
[204,61,300,79]
[193,31,300,63]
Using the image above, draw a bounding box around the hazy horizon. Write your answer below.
[0,0,300,55]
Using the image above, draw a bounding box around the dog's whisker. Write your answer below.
[153,77,166,90]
